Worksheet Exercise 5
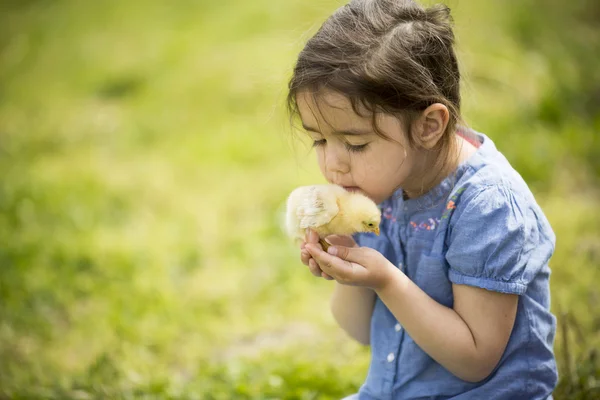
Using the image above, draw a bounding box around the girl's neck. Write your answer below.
[403,134,478,199]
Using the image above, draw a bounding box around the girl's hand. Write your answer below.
[304,241,398,290]
[300,230,357,281]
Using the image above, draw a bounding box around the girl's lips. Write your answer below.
[343,186,361,193]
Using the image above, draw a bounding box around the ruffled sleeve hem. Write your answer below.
[449,269,528,295]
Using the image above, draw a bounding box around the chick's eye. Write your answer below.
[312,139,326,148]
[368,223,373,227]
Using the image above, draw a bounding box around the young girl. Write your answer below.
[289,1,557,399]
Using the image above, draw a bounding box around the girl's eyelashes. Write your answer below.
[345,142,369,153]
[311,138,370,153]
[312,139,327,148]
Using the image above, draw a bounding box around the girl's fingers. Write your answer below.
[308,258,323,277]
[321,271,334,280]
[324,235,357,248]
[305,229,320,245]
[308,258,333,280]
[327,245,372,265]
[303,232,334,279]
[300,249,311,265]
[300,241,313,267]
[310,230,320,244]
[301,243,333,279]
[305,243,352,278]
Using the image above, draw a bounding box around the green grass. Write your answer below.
[0,0,599,398]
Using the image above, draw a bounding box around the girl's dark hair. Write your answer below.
[287,0,461,157]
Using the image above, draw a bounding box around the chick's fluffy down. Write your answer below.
[285,184,381,243]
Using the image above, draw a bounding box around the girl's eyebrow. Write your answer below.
[302,124,371,136]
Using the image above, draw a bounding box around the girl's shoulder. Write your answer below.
[450,130,542,215]
[444,132,556,256]
[441,133,555,294]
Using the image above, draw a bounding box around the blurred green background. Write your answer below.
[0,0,599,398]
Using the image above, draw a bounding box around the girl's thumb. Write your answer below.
[325,235,357,247]
[327,245,368,264]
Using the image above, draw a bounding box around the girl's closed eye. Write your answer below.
[344,142,369,153]
[312,138,370,153]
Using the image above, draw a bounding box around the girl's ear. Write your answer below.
[412,103,450,150]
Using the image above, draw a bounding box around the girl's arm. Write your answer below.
[330,283,375,345]
[305,244,518,383]
[301,230,375,345]
[377,269,518,383]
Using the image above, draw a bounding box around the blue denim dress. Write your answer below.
[353,131,557,400]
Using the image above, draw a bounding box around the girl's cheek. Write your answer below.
[316,149,325,166]
[317,150,331,177]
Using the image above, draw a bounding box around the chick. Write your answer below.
[285,184,381,250]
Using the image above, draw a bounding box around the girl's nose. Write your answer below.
[324,145,350,174]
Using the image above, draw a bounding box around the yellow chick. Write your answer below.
[285,184,381,250]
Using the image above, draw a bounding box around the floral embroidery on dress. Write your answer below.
[409,187,467,231]
[410,218,441,231]
[382,206,397,222]
[441,187,466,220]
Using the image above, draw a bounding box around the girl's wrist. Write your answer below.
[375,266,408,297]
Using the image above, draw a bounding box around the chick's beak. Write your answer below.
[374,226,380,236]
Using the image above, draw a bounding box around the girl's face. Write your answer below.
[297,90,420,204]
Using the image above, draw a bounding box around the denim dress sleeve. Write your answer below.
[445,184,549,294]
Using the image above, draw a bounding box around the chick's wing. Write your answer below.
[286,185,341,238]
